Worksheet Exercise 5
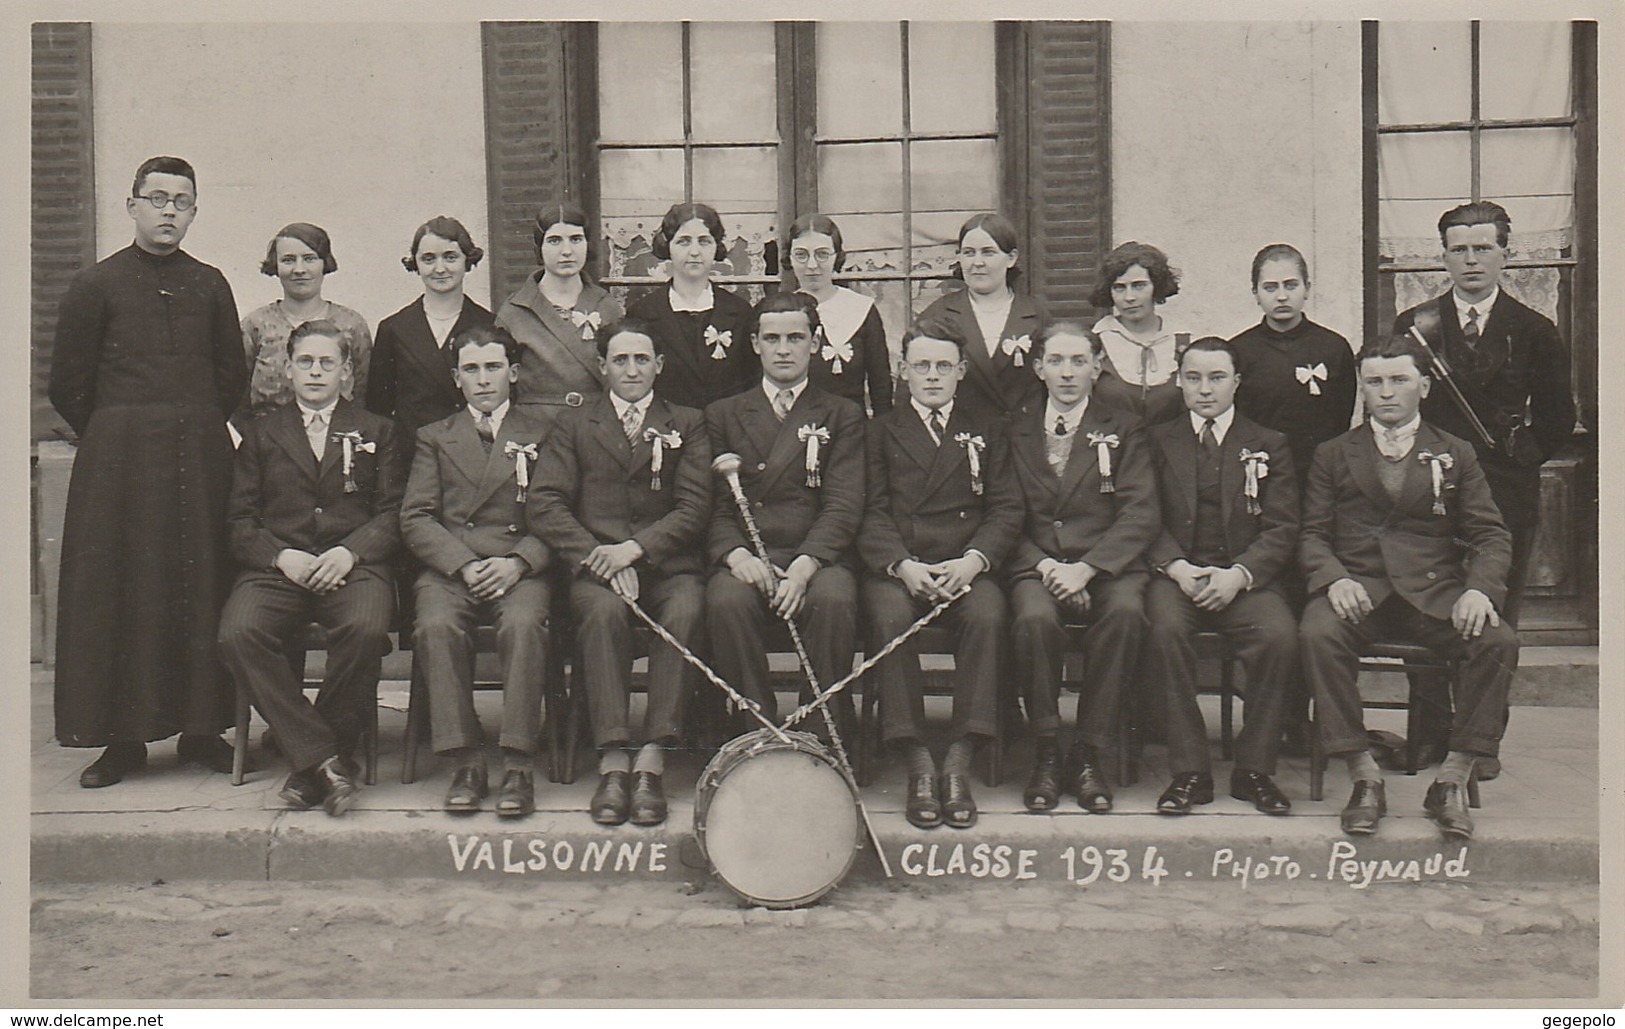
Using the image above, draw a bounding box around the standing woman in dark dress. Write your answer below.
[787,213,893,414]
[626,202,757,410]
[1089,241,1190,426]
[916,213,1046,419]
[496,202,625,427]
[1229,243,1356,476]
[367,215,496,452]
[49,156,247,787]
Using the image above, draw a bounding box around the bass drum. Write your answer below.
[693,728,861,909]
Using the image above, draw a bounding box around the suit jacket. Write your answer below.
[528,394,712,578]
[860,402,1023,573]
[400,406,552,577]
[628,285,760,411]
[366,295,495,438]
[1007,399,1158,578]
[228,399,404,572]
[704,383,865,569]
[1393,290,1575,527]
[917,288,1046,419]
[495,275,625,411]
[1146,411,1299,593]
[1299,421,1512,620]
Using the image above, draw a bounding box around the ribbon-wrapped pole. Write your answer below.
[954,432,985,495]
[1418,449,1455,516]
[1086,431,1120,494]
[1239,448,1271,516]
[331,430,375,494]
[642,427,683,491]
[797,424,831,488]
[503,440,538,503]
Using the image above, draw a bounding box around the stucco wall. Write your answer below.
[1110,21,1364,349]
[92,22,491,333]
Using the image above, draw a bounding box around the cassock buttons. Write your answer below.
[959,511,969,519]
[314,507,323,515]
[507,524,519,533]
[1053,520,1063,529]
[756,462,767,471]
[1426,571,1437,580]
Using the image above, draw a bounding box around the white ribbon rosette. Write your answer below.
[704,324,733,360]
[642,426,683,491]
[1000,334,1033,367]
[503,440,538,502]
[819,326,853,375]
[797,423,831,488]
[1085,431,1120,494]
[955,432,986,495]
[1296,362,1329,396]
[331,430,375,494]
[1239,448,1271,516]
[571,309,602,342]
[1418,449,1455,516]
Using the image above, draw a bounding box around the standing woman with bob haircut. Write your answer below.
[627,201,758,410]
[1089,240,1189,425]
[367,215,497,447]
[787,213,893,414]
[916,212,1046,419]
[496,202,626,427]
[239,222,373,418]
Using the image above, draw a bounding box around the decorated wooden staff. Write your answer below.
[1406,305,1497,451]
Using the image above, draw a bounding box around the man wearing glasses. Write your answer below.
[49,156,248,788]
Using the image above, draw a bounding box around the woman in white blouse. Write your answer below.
[1089,240,1190,425]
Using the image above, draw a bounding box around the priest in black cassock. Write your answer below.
[48,156,248,787]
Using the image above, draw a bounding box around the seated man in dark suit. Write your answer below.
[530,318,712,827]
[860,314,1024,829]
[1143,337,1299,815]
[704,292,865,731]
[1300,335,1516,841]
[1008,322,1158,814]
[400,324,551,818]
[218,320,403,815]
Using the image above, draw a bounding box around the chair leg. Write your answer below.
[401,659,423,785]
[560,645,584,786]
[363,696,379,786]
[1308,700,1324,803]
[856,685,878,788]
[1403,670,1428,776]
[1467,763,1482,808]
[986,684,1004,789]
[1114,693,1138,788]
[1219,655,1235,762]
[232,681,251,786]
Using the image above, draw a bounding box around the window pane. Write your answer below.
[818,141,903,212]
[1379,199,1462,261]
[693,146,778,214]
[910,138,998,214]
[690,23,778,142]
[1480,22,1571,120]
[1480,127,1574,199]
[817,23,903,137]
[599,23,684,142]
[823,212,903,272]
[1378,23,1470,125]
[909,22,996,134]
[599,148,685,219]
[1379,132,1470,199]
[1482,195,1575,256]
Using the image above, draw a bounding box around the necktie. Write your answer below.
[1054,415,1068,437]
[1463,306,1480,350]
[305,411,328,460]
[476,411,495,452]
[1200,418,1218,460]
[1376,426,1406,461]
[927,409,945,446]
[622,404,641,442]
[774,388,795,422]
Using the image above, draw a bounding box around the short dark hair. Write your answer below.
[900,313,966,360]
[261,222,338,277]
[1356,334,1431,376]
[1250,243,1311,290]
[952,212,1023,286]
[532,202,597,284]
[1032,320,1103,362]
[285,318,351,362]
[1438,200,1511,249]
[403,216,484,272]
[132,156,196,197]
[1089,241,1180,309]
[751,291,821,338]
[787,213,846,273]
[1177,335,1239,373]
[595,316,664,359]
[652,202,729,262]
[451,324,522,366]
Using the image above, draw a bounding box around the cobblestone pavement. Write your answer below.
[31,877,1601,1001]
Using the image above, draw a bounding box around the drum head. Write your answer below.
[701,745,860,908]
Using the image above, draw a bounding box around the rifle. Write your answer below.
[1405,305,1498,451]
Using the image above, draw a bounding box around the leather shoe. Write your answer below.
[1023,740,1062,812]
[1340,780,1386,835]
[316,756,359,817]
[495,769,535,819]
[1070,748,1113,813]
[630,771,668,826]
[940,773,977,829]
[1157,772,1215,815]
[1229,770,1291,815]
[904,773,942,829]
[178,733,245,774]
[1423,780,1475,841]
[79,743,147,788]
[278,768,323,810]
[444,764,488,813]
[591,770,631,826]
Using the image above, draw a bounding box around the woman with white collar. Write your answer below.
[626,202,757,411]
[786,213,893,415]
[1089,240,1191,426]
